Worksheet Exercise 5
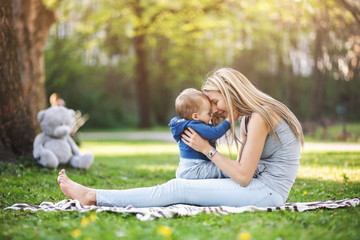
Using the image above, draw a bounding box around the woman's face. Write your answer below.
[205,91,229,118]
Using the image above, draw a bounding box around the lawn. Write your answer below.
[0,139,359,240]
[305,122,360,142]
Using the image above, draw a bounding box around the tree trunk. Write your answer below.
[286,38,299,111]
[133,2,151,129]
[0,0,35,163]
[153,71,171,125]
[133,33,151,128]
[12,0,56,133]
[153,37,172,125]
[308,14,327,121]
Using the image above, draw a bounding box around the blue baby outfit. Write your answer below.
[169,117,230,179]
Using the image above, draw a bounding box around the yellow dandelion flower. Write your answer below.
[303,191,308,195]
[157,226,173,237]
[81,217,89,227]
[238,231,251,240]
[314,158,319,163]
[89,213,97,222]
[71,229,82,238]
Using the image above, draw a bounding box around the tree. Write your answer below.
[43,0,360,128]
[308,4,329,121]
[340,0,360,26]
[98,0,234,128]
[0,0,35,163]
[12,0,56,132]
[132,0,151,128]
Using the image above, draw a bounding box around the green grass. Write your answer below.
[305,122,360,142]
[1,140,359,240]
[82,125,170,133]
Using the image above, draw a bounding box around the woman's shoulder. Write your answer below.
[251,112,281,126]
[248,112,283,133]
[248,112,270,132]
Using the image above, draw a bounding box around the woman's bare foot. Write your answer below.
[57,169,96,205]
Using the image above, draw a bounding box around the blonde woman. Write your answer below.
[58,68,303,207]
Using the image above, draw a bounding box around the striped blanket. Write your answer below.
[5,197,359,221]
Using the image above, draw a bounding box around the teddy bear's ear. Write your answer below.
[37,110,47,123]
[68,109,76,118]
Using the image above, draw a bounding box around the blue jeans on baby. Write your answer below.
[176,158,229,179]
[96,178,286,208]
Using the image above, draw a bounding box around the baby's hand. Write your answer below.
[211,113,221,126]
[231,109,240,121]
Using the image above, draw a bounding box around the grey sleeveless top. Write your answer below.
[245,116,301,199]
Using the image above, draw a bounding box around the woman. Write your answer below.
[58,68,303,207]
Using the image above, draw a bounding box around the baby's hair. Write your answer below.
[175,88,208,120]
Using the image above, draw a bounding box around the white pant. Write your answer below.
[176,158,229,179]
[96,178,286,208]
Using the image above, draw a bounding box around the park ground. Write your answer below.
[0,130,359,240]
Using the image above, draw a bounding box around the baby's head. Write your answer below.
[175,88,211,124]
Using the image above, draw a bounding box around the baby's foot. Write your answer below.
[57,169,96,205]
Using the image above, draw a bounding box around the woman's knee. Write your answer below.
[165,178,189,189]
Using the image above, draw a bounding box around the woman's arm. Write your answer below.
[182,113,269,187]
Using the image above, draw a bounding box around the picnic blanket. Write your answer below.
[5,197,359,221]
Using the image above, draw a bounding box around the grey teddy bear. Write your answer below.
[33,106,94,169]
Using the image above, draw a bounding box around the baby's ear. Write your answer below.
[192,113,198,120]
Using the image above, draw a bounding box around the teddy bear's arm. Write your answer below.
[66,136,81,155]
[33,133,46,158]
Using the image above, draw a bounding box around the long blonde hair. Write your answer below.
[202,68,304,147]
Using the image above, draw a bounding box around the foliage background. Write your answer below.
[44,0,360,130]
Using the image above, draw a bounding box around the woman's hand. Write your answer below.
[181,127,213,155]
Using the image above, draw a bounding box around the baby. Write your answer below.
[169,88,230,179]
